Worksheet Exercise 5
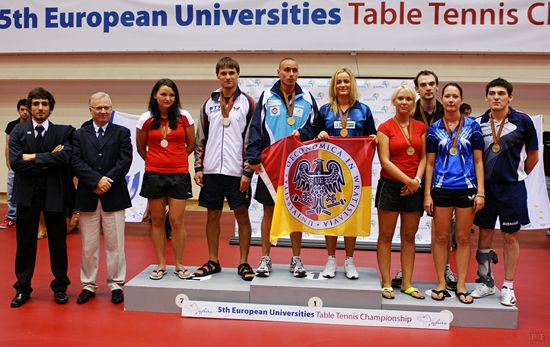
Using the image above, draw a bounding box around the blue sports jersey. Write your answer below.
[245,80,318,165]
[476,107,538,183]
[300,101,376,139]
[426,117,484,189]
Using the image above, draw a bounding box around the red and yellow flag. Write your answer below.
[259,136,376,244]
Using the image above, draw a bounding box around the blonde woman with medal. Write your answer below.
[296,68,376,279]
[424,83,485,304]
[136,78,196,280]
[374,84,427,299]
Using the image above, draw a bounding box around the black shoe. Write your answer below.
[54,291,68,304]
[76,289,95,304]
[111,289,124,304]
[10,292,30,308]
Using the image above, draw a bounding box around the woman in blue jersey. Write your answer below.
[424,83,485,304]
[297,67,376,279]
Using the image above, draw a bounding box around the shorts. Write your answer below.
[199,174,251,210]
[431,187,477,208]
[375,177,424,212]
[474,181,529,233]
[254,176,274,206]
[139,171,192,200]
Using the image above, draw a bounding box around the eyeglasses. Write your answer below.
[90,106,112,112]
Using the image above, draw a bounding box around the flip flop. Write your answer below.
[149,268,167,280]
[174,268,193,279]
[401,287,425,300]
[382,287,395,300]
[456,291,474,304]
[430,289,449,301]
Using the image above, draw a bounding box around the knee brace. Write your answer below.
[475,250,498,287]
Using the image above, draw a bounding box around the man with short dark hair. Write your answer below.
[1,99,29,229]
[244,57,319,278]
[471,78,539,307]
[72,92,132,305]
[193,57,255,281]
[9,87,74,307]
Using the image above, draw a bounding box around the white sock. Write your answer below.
[445,264,451,272]
[503,280,514,289]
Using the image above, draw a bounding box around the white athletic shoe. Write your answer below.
[321,257,336,278]
[344,258,359,279]
[470,283,497,298]
[500,286,517,307]
[289,256,307,278]
[256,256,272,277]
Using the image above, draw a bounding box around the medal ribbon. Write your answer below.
[489,112,507,147]
[442,115,464,151]
[393,116,413,149]
[220,93,235,119]
[160,119,169,141]
[281,89,295,121]
[419,106,434,127]
[337,105,350,132]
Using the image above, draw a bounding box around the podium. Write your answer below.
[125,264,517,328]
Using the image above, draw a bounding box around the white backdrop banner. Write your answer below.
[1,1,550,53]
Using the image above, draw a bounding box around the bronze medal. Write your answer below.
[406,146,415,156]
[449,147,458,156]
[287,117,295,126]
[490,113,507,155]
[160,139,168,148]
[340,128,348,137]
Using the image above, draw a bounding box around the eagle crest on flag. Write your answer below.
[292,158,346,216]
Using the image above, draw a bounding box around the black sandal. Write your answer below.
[237,263,255,282]
[430,289,450,301]
[194,260,221,277]
[456,292,474,304]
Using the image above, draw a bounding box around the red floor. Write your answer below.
[0,209,549,347]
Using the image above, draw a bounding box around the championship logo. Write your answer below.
[283,141,361,229]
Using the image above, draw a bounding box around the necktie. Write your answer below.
[35,125,44,150]
[97,127,104,145]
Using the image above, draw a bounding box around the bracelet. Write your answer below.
[476,194,485,198]
[413,176,422,184]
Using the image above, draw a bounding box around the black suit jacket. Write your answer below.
[9,120,75,213]
[71,123,132,212]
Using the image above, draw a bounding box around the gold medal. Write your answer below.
[449,147,458,156]
[393,116,415,157]
[340,128,348,137]
[160,139,168,148]
[287,117,295,126]
[492,143,501,153]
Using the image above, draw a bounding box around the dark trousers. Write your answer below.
[13,189,70,294]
